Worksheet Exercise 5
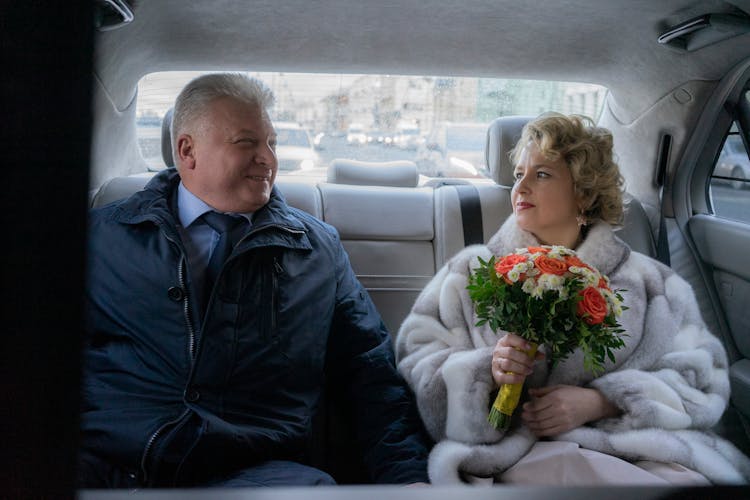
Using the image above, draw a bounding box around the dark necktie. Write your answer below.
[201,211,247,299]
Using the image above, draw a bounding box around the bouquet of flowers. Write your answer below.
[467,245,626,430]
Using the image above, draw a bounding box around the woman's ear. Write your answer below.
[575,189,593,214]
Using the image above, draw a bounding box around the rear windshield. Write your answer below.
[137,71,607,179]
[277,128,312,148]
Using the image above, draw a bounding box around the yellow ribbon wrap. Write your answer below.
[488,342,538,430]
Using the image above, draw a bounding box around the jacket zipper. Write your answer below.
[139,226,197,485]
[270,256,281,337]
[159,228,197,359]
[139,408,190,485]
[177,256,197,358]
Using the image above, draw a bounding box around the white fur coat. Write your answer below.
[396,216,750,484]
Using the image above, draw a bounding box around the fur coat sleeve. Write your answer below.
[395,216,750,484]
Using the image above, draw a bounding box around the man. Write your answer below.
[79,73,430,487]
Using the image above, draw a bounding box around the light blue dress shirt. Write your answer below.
[176,182,253,293]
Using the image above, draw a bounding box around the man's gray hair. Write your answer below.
[171,73,275,159]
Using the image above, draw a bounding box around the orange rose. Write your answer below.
[565,255,590,269]
[577,286,608,325]
[494,254,528,276]
[527,246,550,254]
[597,276,610,290]
[534,255,568,275]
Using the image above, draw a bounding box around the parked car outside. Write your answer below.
[417,122,489,178]
[346,123,367,146]
[393,122,422,150]
[274,121,320,172]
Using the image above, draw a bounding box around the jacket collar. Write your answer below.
[108,168,178,226]
[110,168,310,248]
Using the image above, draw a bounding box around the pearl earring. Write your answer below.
[576,214,588,227]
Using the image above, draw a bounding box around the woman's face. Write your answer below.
[511,142,582,248]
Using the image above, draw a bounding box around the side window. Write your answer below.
[710,119,750,223]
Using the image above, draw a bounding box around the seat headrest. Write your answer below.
[90,173,155,208]
[327,159,419,187]
[161,107,174,168]
[485,115,533,186]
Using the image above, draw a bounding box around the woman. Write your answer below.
[396,113,750,485]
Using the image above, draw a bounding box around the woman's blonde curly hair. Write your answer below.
[510,112,625,226]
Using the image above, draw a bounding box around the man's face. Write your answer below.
[178,96,278,213]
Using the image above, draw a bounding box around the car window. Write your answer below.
[136,71,607,179]
[710,116,750,223]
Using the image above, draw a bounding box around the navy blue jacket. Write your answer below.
[81,168,429,485]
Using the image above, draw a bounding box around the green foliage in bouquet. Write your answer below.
[467,246,627,375]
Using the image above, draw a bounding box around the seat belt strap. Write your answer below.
[454,184,484,246]
[656,210,671,266]
[655,134,672,266]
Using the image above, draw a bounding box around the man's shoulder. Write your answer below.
[90,182,177,229]
[89,169,177,219]
[88,198,125,226]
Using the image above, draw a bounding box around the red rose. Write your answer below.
[577,286,608,325]
[494,254,528,276]
[534,255,568,275]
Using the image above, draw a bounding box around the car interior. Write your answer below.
[4,0,750,498]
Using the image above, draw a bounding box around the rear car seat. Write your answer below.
[320,159,434,335]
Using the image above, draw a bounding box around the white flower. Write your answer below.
[602,289,623,317]
[572,267,599,286]
[549,245,574,258]
[613,303,623,316]
[529,284,545,298]
[522,277,537,294]
[507,268,522,283]
[536,273,565,297]
[568,266,591,279]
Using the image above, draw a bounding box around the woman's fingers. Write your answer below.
[492,347,533,374]
[491,333,538,386]
[491,333,548,387]
[521,385,616,437]
[498,332,530,350]
[493,368,526,386]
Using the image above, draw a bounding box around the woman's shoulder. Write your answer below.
[612,247,693,301]
[618,247,675,277]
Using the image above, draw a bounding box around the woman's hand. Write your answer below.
[521,385,620,437]
[491,333,545,386]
